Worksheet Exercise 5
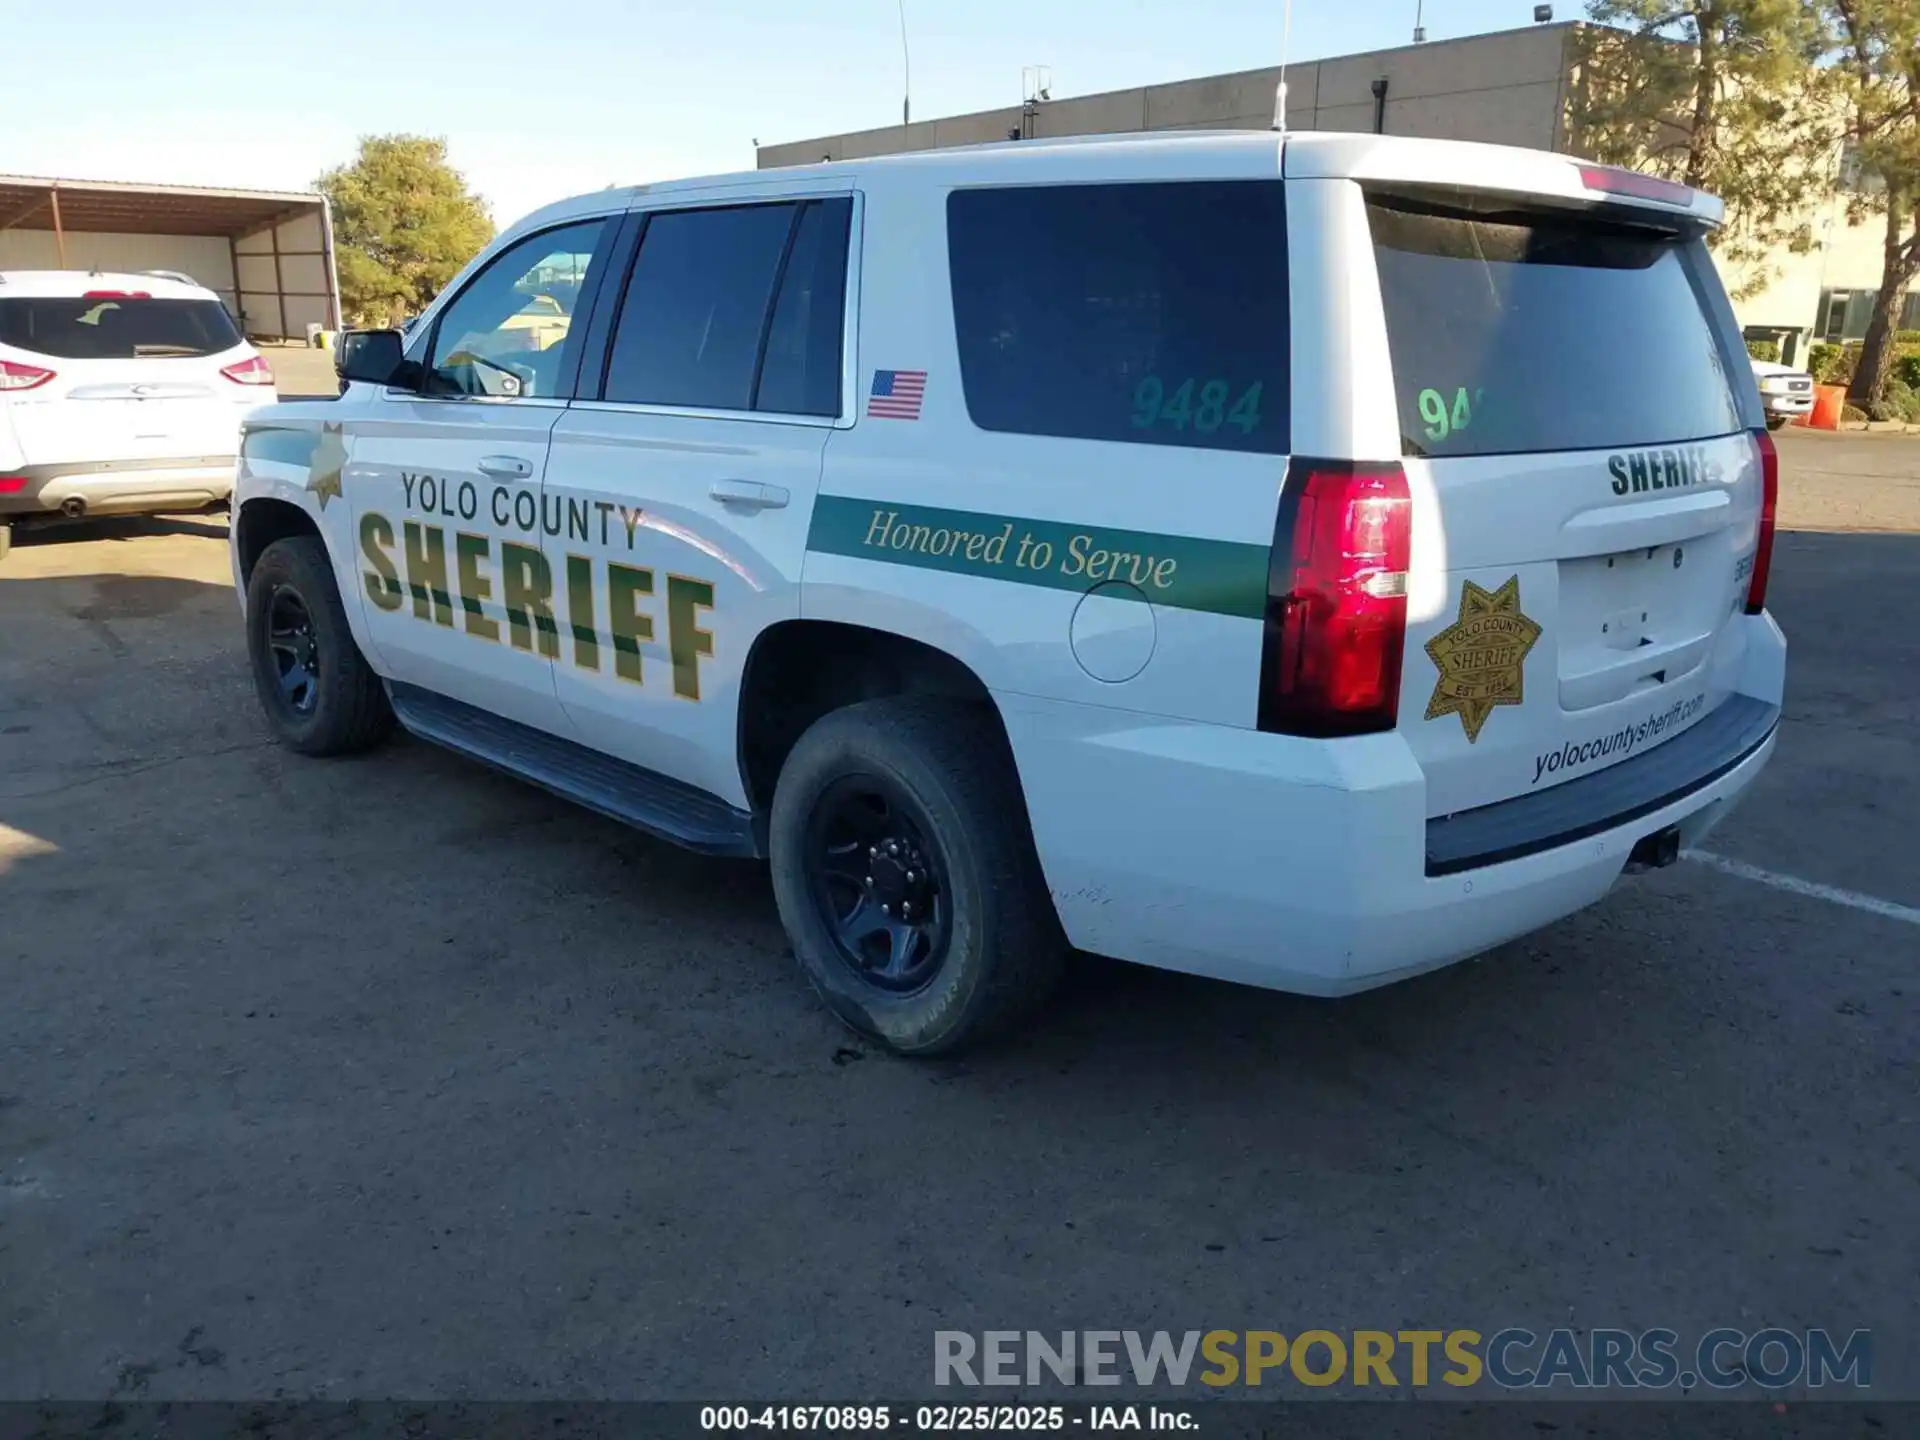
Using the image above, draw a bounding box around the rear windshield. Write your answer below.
[1365,195,1743,458]
[947,181,1289,454]
[0,296,242,360]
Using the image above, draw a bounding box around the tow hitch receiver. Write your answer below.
[1625,825,1682,873]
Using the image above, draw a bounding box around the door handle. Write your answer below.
[709,478,790,510]
[478,455,534,479]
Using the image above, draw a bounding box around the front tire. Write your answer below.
[245,535,393,756]
[769,697,1068,1056]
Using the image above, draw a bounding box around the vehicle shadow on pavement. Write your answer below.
[7,512,230,550]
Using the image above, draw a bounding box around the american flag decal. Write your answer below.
[866,368,927,420]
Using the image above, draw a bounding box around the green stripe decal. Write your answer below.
[806,496,1269,621]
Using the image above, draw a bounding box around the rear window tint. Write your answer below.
[947,181,1289,454]
[0,297,241,360]
[1366,196,1743,457]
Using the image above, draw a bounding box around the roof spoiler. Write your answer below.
[1284,136,1724,228]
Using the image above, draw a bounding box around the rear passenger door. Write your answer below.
[805,176,1293,727]
[543,188,856,806]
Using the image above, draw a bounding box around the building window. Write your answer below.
[1815,287,1920,343]
[1838,141,1886,195]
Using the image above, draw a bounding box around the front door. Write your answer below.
[347,215,620,732]
[543,191,856,805]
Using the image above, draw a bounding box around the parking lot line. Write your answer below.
[1684,848,1920,926]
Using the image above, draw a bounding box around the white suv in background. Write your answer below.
[0,270,278,559]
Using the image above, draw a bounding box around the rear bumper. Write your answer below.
[1425,691,1777,875]
[1001,612,1785,997]
[0,456,236,518]
[1760,390,1814,416]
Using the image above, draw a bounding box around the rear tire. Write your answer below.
[245,535,393,756]
[768,697,1068,1056]
[1766,414,1790,431]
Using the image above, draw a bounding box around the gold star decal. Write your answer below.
[1423,576,1542,744]
[306,422,348,512]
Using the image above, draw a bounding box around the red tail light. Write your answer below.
[82,289,151,300]
[0,477,28,494]
[1259,459,1413,737]
[220,354,275,386]
[1746,428,1778,615]
[0,359,55,391]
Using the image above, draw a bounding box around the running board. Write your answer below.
[387,682,760,858]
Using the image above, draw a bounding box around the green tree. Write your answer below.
[316,135,494,328]
[1827,0,1920,409]
[1568,2,1835,287]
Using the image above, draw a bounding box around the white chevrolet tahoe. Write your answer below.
[227,133,1785,1054]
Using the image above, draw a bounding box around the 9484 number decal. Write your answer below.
[1131,376,1263,435]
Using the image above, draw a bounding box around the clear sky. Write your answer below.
[9,0,1549,227]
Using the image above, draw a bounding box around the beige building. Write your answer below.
[758,21,1897,365]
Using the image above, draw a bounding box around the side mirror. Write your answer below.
[335,329,410,388]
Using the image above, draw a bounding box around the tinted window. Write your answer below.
[0,297,240,359]
[426,218,609,399]
[947,182,1290,454]
[1366,196,1743,457]
[755,198,851,417]
[603,203,797,411]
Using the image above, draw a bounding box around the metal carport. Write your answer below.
[0,174,341,341]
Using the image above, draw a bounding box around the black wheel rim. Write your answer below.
[265,584,321,716]
[804,774,951,993]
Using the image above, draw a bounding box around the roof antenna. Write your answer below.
[1272,0,1294,131]
[897,0,913,127]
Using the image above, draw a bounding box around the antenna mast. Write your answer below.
[897,0,913,126]
[1272,0,1294,131]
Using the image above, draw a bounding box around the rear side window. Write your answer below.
[947,182,1290,454]
[0,297,241,360]
[755,199,852,417]
[602,197,850,415]
[1366,195,1744,457]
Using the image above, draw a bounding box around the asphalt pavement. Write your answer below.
[1,430,1914,1407]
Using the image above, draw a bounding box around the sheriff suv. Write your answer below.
[227,132,1785,1054]
[0,270,277,558]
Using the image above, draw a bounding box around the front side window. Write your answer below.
[425,218,610,399]
[946,181,1291,454]
[0,297,241,359]
[601,198,851,415]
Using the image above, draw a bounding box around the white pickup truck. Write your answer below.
[1751,357,1815,429]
